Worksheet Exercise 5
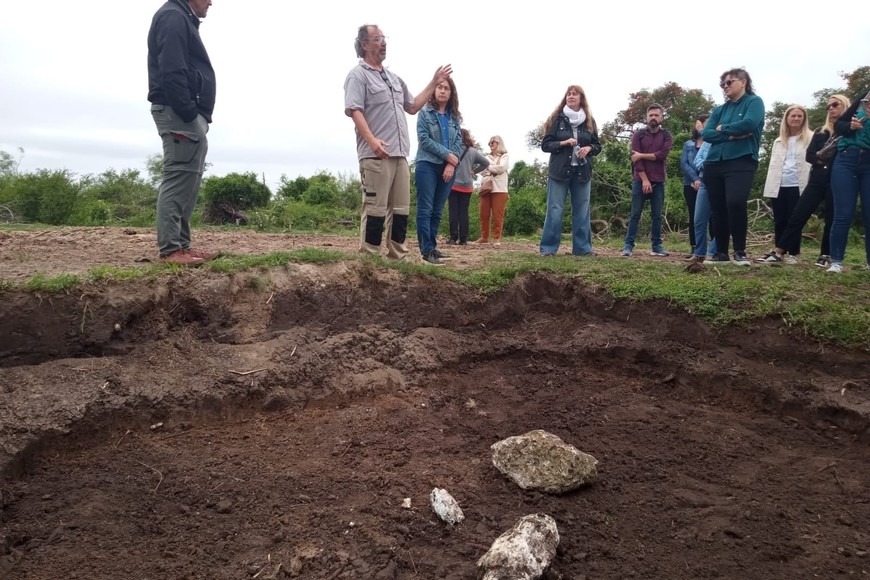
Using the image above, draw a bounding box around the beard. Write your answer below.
[648,119,660,129]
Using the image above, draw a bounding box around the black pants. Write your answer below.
[771,186,800,249]
[683,184,698,248]
[703,155,758,255]
[448,190,471,243]
[777,178,833,256]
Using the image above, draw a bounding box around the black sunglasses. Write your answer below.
[826,102,841,110]
[719,79,743,88]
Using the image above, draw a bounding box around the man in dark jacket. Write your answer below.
[147,0,217,265]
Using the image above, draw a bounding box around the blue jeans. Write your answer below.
[540,174,592,255]
[624,181,665,251]
[829,147,870,263]
[692,183,718,257]
[414,160,455,255]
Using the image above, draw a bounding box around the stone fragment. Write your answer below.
[491,429,598,493]
[476,513,559,580]
[430,487,464,525]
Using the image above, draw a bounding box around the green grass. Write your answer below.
[2,232,868,351]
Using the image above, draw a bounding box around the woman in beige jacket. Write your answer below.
[759,105,812,262]
[475,135,510,245]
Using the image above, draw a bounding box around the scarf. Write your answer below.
[563,105,586,128]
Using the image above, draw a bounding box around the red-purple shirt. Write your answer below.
[631,127,673,183]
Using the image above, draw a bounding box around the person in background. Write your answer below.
[623,104,673,257]
[701,67,765,266]
[447,129,489,245]
[475,136,509,246]
[758,105,813,263]
[826,90,870,273]
[147,0,218,266]
[680,114,709,253]
[539,84,601,256]
[759,94,849,266]
[684,138,719,262]
[344,23,452,261]
[414,77,462,266]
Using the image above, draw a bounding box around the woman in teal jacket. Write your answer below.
[701,67,765,265]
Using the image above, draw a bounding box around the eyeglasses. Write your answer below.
[367,35,387,44]
[826,102,841,110]
[719,79,743,88]
[489,141,498,145]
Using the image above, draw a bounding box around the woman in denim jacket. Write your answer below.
[539,84,602,256]
[414,77,462,266]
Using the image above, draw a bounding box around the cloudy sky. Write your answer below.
[1,1,868,190]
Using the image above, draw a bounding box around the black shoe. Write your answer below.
[733,252,751,266]
[433,249,452,261]
[707,253,731,263]
[446,239,457,245]
[422,252,445,266]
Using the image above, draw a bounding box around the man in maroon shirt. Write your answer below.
[622,104,673,257]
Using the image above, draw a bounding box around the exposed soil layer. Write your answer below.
[1,254,869,579]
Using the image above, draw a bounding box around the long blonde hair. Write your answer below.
[821,94,851,136]
[543,84,597,134]
[778,105,812,146]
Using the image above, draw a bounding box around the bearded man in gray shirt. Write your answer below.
[344,24,452,260]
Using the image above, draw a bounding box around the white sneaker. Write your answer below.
[782,255,799,265]
[826,263,843,273]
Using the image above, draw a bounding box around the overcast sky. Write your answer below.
[1,1,868,191]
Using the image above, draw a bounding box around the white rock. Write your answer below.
[401,497,412,509]
[429,487,464,525]
[477,513,559,580]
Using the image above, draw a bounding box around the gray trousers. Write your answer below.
[151,104,209,257]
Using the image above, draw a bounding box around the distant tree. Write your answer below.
[276,174,309,200]
[144,153,164,189]
[0,147,23,177]
[14,169,80,225]
[509,160,548,191]
[200,172,271,224]
[611,82,716,137]
[842,65,870,96]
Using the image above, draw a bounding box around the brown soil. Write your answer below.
[1,228,869,579]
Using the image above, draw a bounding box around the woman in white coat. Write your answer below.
[759,105,812,262]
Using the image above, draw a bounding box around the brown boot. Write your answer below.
[186,247,220,261]
[158,250,205,266]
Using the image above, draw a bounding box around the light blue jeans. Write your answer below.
[540,174,592,255]
[624,180,665,252]
[414,160,455,256]
[692,183,718,257]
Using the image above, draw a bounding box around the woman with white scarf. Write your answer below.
[539,85,602,256]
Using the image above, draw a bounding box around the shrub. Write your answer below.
[200,172,271,224]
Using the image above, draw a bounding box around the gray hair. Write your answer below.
[354,24,376,58]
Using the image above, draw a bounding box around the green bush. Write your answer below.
[200,172,271,224]
[13,169,80,225]
[249,200,356,232]
[504,187,545,236]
